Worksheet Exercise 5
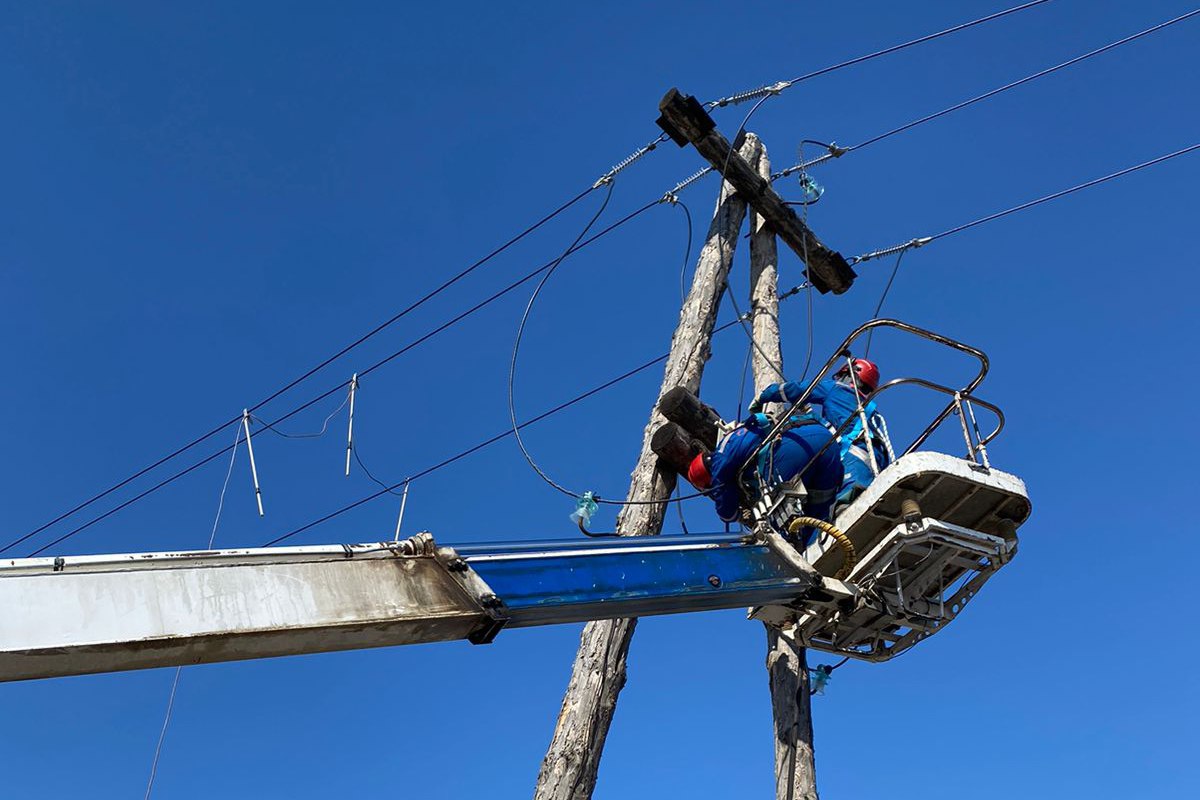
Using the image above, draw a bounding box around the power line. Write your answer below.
[707,0,1053,108]
[48,137,1195,552]
[20,199,667,558]
[854,8,1200,154]
[6,187,597,555]
[12,2,1055,557]
[864,248,907,357]
[775,8,1200,179]
[852,141,1200,262]
[508,181,617,500]
[262,317,745,547]
[786,0,1053,85]
[927,142,1200,242]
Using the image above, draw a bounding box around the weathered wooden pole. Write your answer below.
[532,134,765,800]
[748,144,820,800]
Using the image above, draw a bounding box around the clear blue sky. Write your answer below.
[2,1,1197,796]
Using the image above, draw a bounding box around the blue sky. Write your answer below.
[2,1,1198,796]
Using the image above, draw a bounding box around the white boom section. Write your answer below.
[0,536,502,682]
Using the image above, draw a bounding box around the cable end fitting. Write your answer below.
[777,282,810,300]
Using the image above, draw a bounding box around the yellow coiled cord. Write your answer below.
[787,516,857,580]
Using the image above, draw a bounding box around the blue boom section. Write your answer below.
[458,534,813,628]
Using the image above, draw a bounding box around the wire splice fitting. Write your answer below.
[665,167,713,200]
[849,236,932,266]
[708,80,793,109]
[777,282,811,300]
[594,134,667,188]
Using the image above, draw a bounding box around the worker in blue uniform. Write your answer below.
[751,358,892,508]
[685,413,843,526]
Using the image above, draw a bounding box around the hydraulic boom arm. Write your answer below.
[0,531,826,682]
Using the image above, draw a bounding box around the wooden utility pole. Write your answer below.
[532,134,765,800]
[748,145,819,800]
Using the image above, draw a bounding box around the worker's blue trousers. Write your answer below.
[839,455,875,504]
[770,427,843,521]
[708,422,842,525]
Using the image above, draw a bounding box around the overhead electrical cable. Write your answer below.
[14,1,1054,556]
[505,184,712,508]
[706,0,1053,109]
[262,317,746,547]
[926,142,1200,243]
[268,139,1200,547]
[852,141,1200,263]
[5,186,597,554]
[507,182,617,500]
[21,198,669,558]
[775,7,1200,180]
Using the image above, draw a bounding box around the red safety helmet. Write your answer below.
[686,453,712,490]
[836,358,880,393]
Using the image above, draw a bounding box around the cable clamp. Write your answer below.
[777,282,810,300]
[710,80,793,109]
[661,191,679,206]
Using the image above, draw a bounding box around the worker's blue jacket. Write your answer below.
[707,417,842,524]
[757,378,892,502]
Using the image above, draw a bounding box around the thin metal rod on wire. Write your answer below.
[242,410,264,517]
[392,481,410,542]
[345,374,358,477]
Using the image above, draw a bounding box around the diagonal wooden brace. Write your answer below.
[657,88,857,294]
